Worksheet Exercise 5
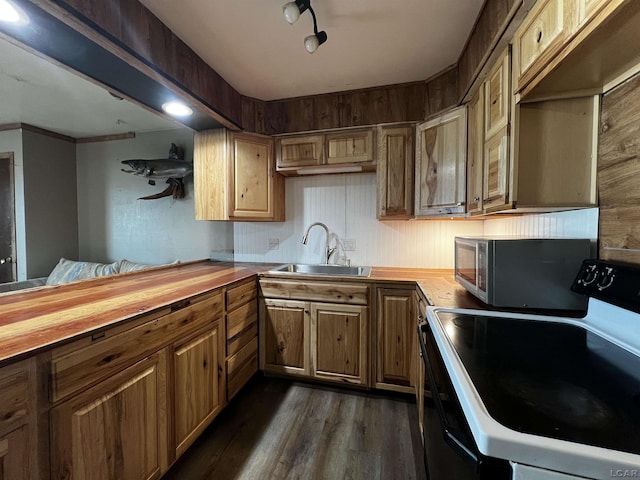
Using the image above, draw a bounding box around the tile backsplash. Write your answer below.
[233,173,599,268]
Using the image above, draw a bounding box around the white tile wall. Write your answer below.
[234,173,484,268]
[483,208,599,240]
[234,173,599,269]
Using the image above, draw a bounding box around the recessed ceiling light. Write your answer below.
[0,0,29,25]
[161,101,193,117]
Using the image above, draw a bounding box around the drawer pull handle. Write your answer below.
[171,299,191,312]
[537,30,543,43]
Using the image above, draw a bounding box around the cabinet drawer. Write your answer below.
[227,300,258,356]
[227,338,258,400]
[514,0,566,89]
[50,291,223,403]
[260,279,369,305]
[0,361,29,433]
[226,279,256,313]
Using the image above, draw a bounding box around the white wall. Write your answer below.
[0,129,79,280]
[22,130,78,278]
[483,208,599,240]
[76,128,233,265]
[234,173,599,268]
[234,173,485,268]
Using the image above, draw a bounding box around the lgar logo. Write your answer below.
[611,470,639,478]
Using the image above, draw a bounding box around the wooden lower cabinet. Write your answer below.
[172,324,225,458]
[260,295,368,386]
[375,287,418,393]
[0,425,29,480]
[311,303,368,385]
[260,299,310,376]
[50,350,169,480]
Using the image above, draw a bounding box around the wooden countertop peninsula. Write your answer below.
[0,261,482,366]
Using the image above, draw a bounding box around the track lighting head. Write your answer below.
[282,0,309,25]
[282,0,327,53]
[304,31,327,54]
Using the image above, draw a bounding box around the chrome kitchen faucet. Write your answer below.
[301,222,336,264]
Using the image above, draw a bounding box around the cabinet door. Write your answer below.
[231,132,283,220]
[50,351,168,480]
[376,288,417,391]
[415,107,467,217]
[513,0,568,92]
[575,0,608,30]
[311,303,368,386]
[377,125,414,219]
[260,299,310,376]
[325,129,375,165]
[276,135,325,169]
[483,127,510,212]
[484,48,510,140]
[467,88,484,216]
[173,324,224,458]
[0,425,29,480]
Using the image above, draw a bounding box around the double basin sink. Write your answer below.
[269,264,372,277]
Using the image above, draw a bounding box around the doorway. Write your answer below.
[0,153,16,283]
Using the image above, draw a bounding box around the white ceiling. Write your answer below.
[139,0,484,100]
[0,36,181,138]
[0,1,484,138]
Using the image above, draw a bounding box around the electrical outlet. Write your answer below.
[343,238,356,251]
[268,238,279,250]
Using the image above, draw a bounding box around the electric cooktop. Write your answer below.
[436,312,640,456]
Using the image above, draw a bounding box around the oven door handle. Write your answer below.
[418,322,479,464]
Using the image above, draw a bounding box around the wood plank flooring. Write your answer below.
[164,377,426,480]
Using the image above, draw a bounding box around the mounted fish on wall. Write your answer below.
[120,143,193,200]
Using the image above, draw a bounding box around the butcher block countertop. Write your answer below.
[0,261,481,366]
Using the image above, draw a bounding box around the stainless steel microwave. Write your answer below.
[454,237,591,310]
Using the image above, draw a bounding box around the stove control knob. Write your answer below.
[578,264,599,286]
[596,267,615,291]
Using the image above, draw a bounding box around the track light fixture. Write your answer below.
[282,0,327,54]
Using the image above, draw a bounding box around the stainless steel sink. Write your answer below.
[268,264,372,277]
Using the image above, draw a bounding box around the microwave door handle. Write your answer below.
[419,323,479,465]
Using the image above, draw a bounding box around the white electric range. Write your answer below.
[420,259,640,480]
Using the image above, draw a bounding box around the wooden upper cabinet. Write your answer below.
[415,107,467,218]
[275,128,376,175]
[326,129,375,165]
[575,0,609,29]
[275,135,325,169]
[512,0,570,93]
[484,48,510,139]
[194,129,284,221]
[376,125,414,219]
[467,88,484,216]
[483,126,510,212]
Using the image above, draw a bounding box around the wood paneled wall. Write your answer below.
[458,0,519,100]
[243,72,458,136]
[598,72,640,264]
[37,0,519,135]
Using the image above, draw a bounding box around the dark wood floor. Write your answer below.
[164,376,427,480]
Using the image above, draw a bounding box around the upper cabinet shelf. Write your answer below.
[514,0,640,100]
